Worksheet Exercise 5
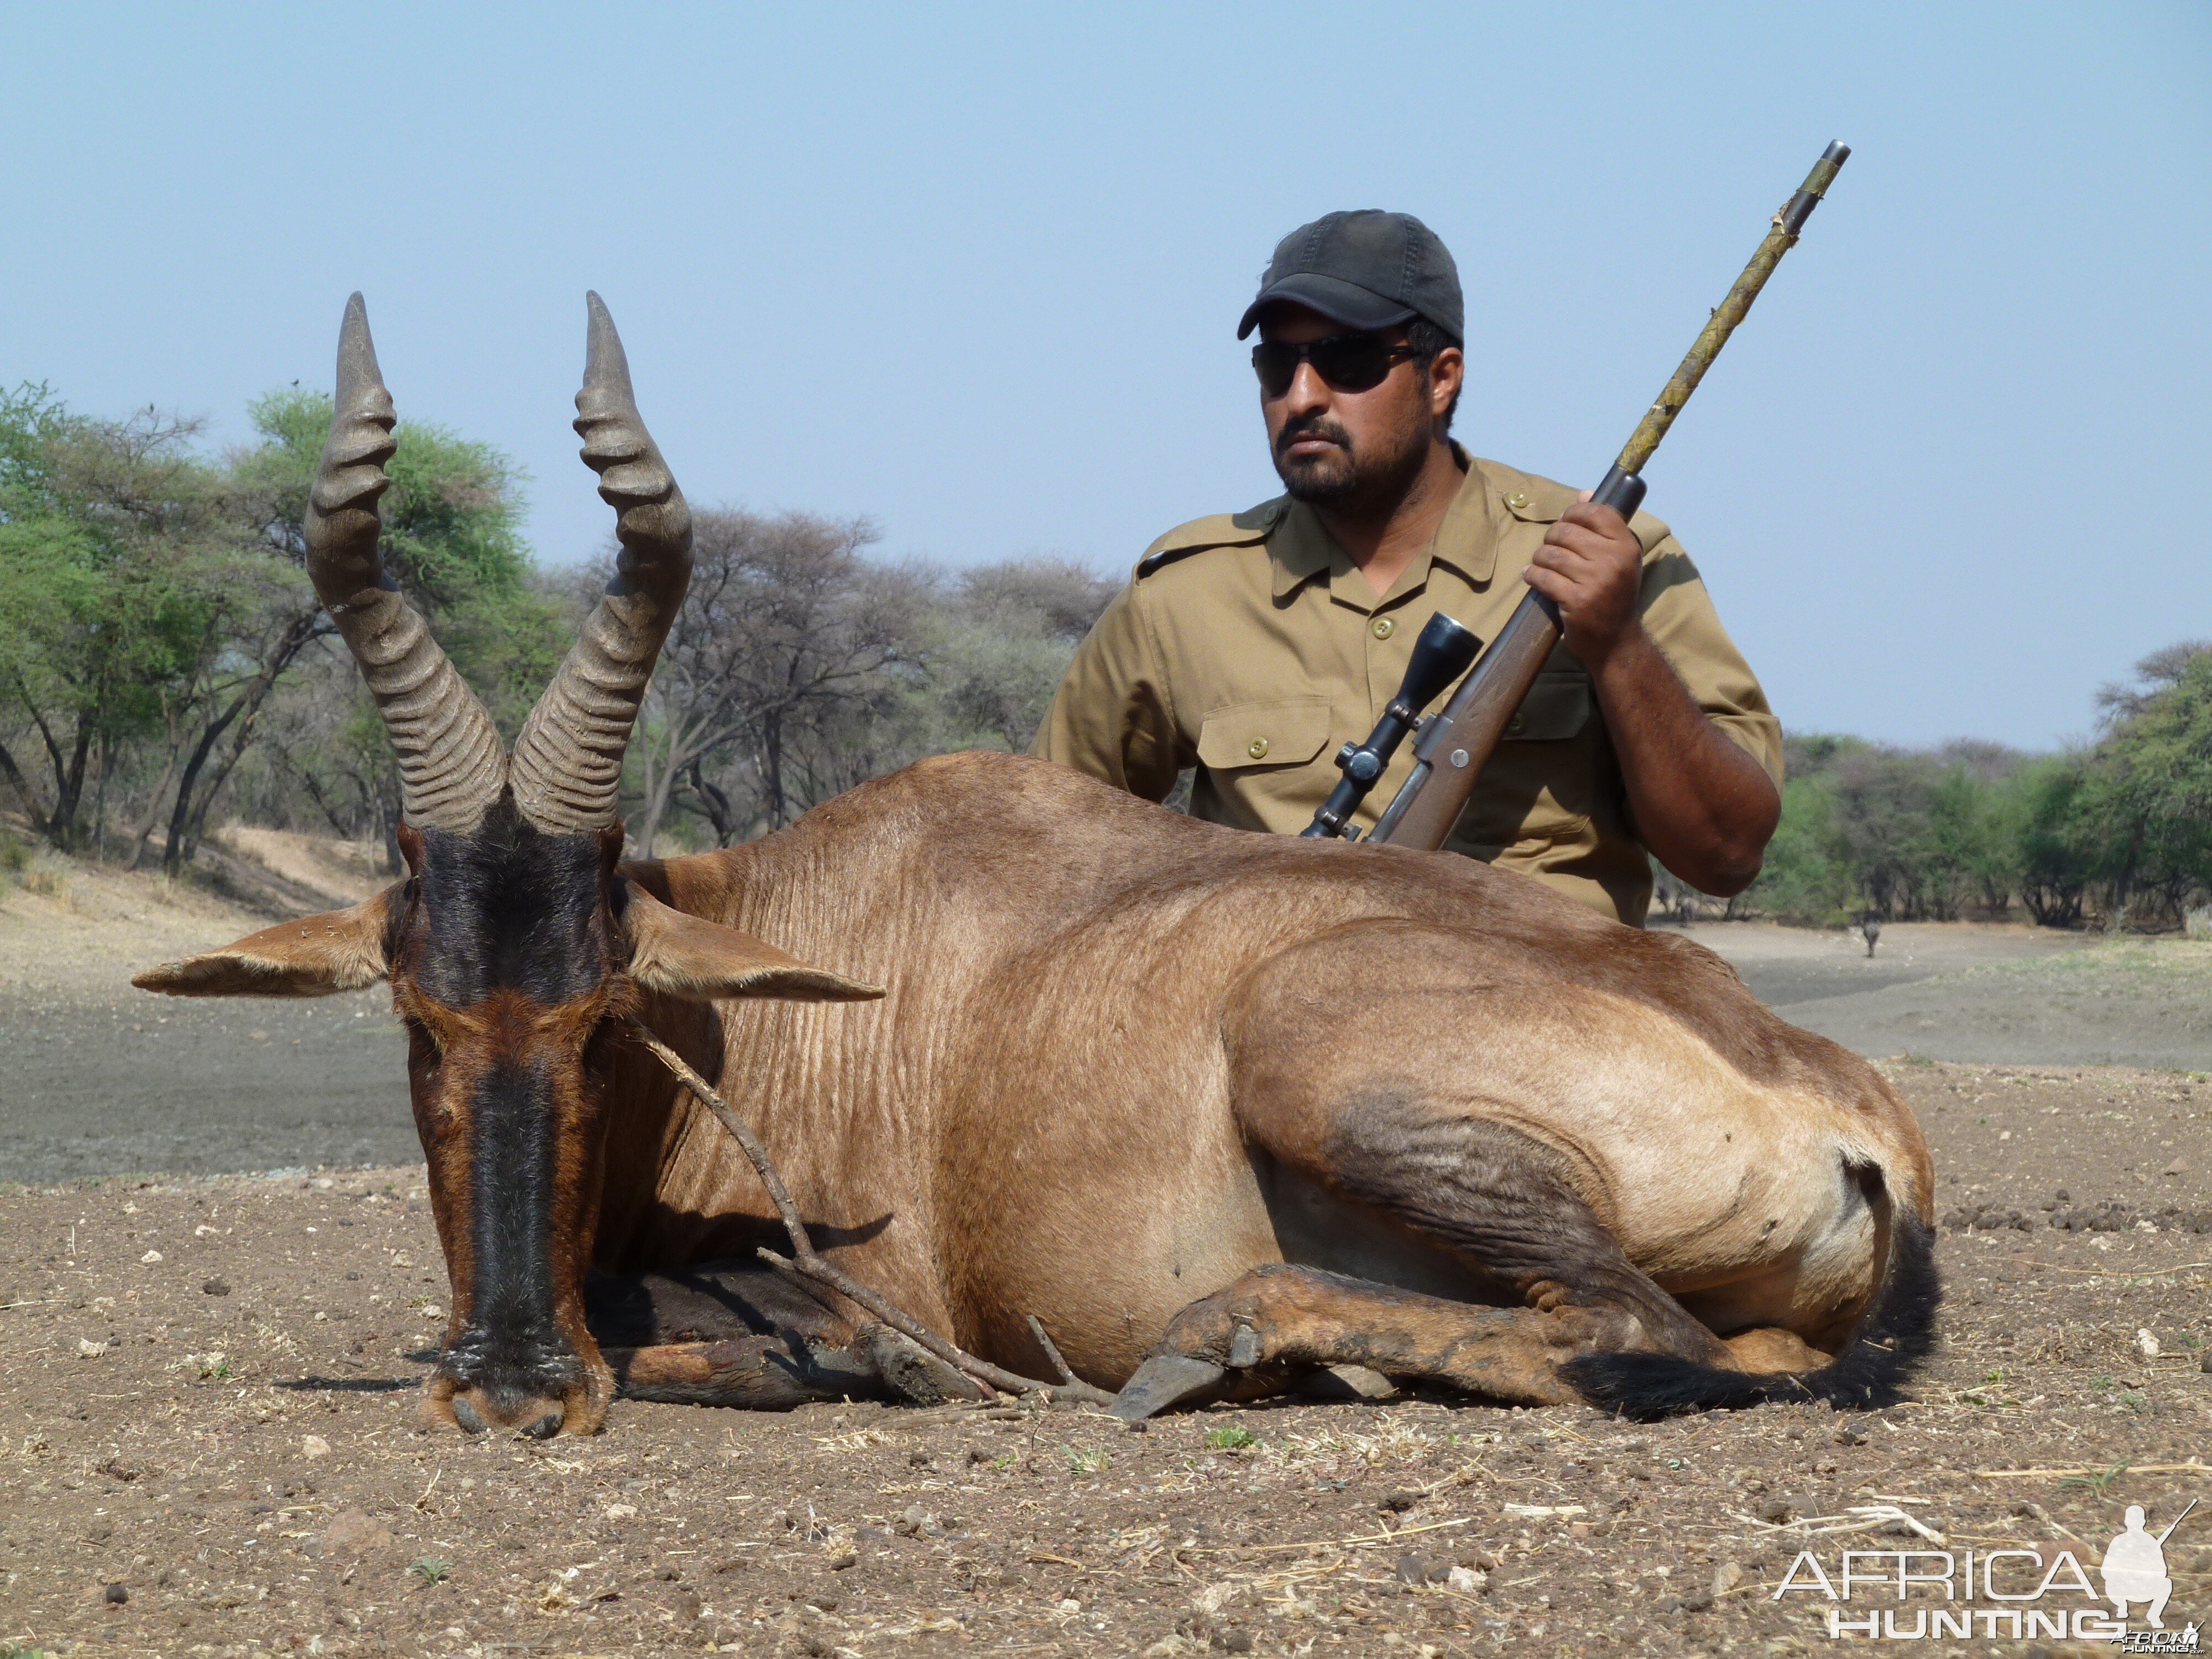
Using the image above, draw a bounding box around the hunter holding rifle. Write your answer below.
[1032,209,1783,925]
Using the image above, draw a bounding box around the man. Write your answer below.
[1031,209,1782,925]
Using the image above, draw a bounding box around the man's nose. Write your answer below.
[1281,359,1332,418]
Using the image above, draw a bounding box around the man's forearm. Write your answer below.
[1588,627,1780,896]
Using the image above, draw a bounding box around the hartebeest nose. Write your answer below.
[450,1384,570,1439]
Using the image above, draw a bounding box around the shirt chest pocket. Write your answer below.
[1197,697,1333,769]
[1501,671,1592,743]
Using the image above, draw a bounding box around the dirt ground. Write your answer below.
[1,1067,2207,1657]
[4,846,2211,1655]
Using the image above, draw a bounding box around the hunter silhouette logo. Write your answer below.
[2104,1500,2194,1630]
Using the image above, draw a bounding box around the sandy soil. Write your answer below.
[1,1062,2208,1658]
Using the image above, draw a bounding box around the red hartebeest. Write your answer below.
[135,297,1937,1438]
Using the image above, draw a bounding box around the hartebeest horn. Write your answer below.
[306,294,508,832]
[508,293,693,833]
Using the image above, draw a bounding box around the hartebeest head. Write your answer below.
[134,296,878,1437]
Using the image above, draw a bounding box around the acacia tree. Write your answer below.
[2077,642,2212,926]
[0,387,245,850]
[0,382,561,868]
[158,390,563,872]
[625,509,931,854]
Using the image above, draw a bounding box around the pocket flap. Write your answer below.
[1197,697,1333,769]
[1502,672,1592,743]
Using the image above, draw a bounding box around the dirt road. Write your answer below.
[1691,919,2212,1072]
[0,858,411,1187]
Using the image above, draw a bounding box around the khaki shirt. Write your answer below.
[1031,451,1782,925]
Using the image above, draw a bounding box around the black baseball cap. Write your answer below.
[1237,210,1464,344]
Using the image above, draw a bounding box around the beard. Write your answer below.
[1271,408,1430,514]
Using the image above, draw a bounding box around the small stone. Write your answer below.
[1759,1498,1792,1522]
[1446,1564,1488,1594]
[1219,1631,1255,1653]
[828,1552,858,1571]
[76,1338,106,1358]
[2137,1329,2162,1359]
[201,1279,229,1296]
[1378,1489,1419,1514]
[103,1582,128,1605]
[1395,1553,1428,1584]
[138,1250,162,1264]
[320,1507,393,1556]
[301,1434,330,1459]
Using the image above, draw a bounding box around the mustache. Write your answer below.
[1275,413,1353,458]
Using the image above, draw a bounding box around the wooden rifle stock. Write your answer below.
[1373,141,1849,853]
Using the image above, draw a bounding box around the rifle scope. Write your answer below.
[1301,611,1481,840]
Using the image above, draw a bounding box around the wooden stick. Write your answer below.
[1971,1459,2209,1479]
[1027,1315,1079,1386]
[622,1016,1114,1408]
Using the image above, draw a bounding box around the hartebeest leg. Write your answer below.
[586,1260,982,1411]
[1114,1265,1625,1417]
[1115,1113,1739,1419]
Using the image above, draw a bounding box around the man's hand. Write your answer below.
[1521,498,1643,666]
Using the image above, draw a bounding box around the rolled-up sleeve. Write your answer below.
[1029,581,1188,802]
[1636,535,1784,789]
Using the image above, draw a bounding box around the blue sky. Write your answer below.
[4,4,2206,749]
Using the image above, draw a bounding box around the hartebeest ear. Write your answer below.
[621,886,883,1003]
[132,888,397,998]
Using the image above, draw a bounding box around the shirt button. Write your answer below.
[1248,737,1270,759]
[1506,713,1526,735]
[1370,615,1395,640]
[1505,489,1530,509]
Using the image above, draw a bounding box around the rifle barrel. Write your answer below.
[1374,141,1848,854]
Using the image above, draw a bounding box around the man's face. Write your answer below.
[1257,302,1461,513]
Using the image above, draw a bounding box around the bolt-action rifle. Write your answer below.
[1300,142,1849,848]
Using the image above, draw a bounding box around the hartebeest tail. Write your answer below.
[1561,1208,1940,1418]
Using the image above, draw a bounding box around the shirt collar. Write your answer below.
[1266,444,1501,604]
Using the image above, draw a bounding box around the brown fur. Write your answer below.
[139,752,1934,1430]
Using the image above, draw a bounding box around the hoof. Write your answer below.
[1109,1354,1228,1421]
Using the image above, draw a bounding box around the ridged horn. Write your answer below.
[305,294,507,832]
[508,293,693,833]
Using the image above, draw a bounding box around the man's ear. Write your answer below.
[622,885,883,1003]
[133,888,396,998]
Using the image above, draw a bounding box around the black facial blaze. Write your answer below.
[413,797,606,1007]
[446,1057,581,1406]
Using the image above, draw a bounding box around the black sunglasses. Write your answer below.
[1251,333,1422,399]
